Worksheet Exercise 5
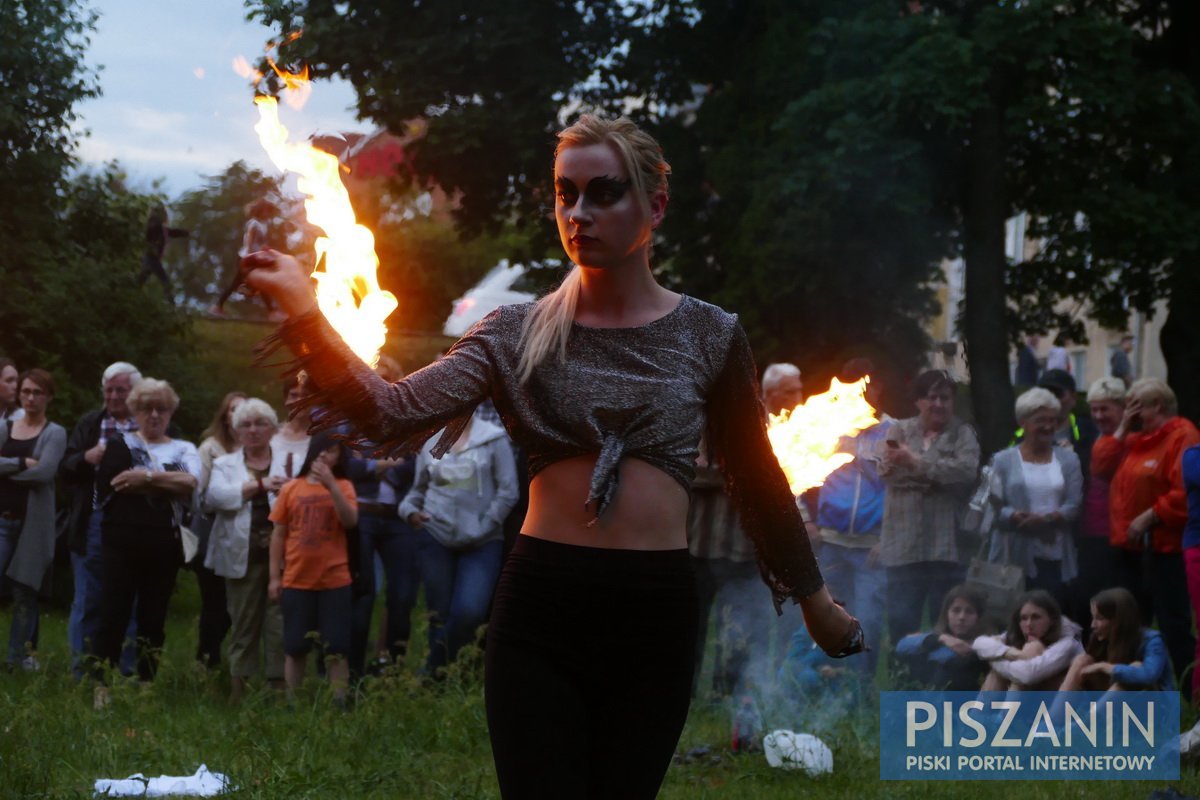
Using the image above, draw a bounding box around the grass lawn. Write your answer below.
[2,574,1198,798]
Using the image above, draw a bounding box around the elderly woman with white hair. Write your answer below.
[1093,377,1200,697]
[92,378,199,681]
[204,397,289,700]
[986,387,1083,613]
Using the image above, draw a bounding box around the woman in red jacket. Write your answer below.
[1092,377,1200,697]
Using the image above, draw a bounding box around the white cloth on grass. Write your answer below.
[94,765,232,797]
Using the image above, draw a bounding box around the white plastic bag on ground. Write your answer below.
[94,765,233,797]
[762,730,833,775]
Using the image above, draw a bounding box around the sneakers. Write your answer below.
[20,655,39,673]
[94,686,111,710]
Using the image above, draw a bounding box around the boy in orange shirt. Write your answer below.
[269,432,358,701]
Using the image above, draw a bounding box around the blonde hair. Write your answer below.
[516,115,671,384]
[1087,377,1126,405]
[127,378,179,413]
[1129,377,1178,416]
[1014,387,1061,423]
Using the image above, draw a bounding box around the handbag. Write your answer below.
[965,526,1025,629]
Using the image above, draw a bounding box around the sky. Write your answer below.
[75,0,364,197]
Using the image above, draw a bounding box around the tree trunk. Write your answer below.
[961,100,1015,458]
[1162,263,1200,424]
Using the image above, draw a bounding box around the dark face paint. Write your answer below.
[555,175,631,209]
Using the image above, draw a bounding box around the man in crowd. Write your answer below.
[1015,333,1041,387]
[1111,334,1135,388]
[761,363,803,418]
[1037,369,1099,476]
[60,362,142,675]
[879,370,980,641]
[814,359,891,679]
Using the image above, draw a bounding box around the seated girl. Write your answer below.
[894,585,990,690]
[1059,587,1174,691]
[972,590,1083,691]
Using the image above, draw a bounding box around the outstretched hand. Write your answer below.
[800,586,866,658]
[241,249,317,318]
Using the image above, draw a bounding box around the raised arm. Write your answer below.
[247,249,499,457]
[270,306,499,459]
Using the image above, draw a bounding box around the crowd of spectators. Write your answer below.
[1,346,1198,723]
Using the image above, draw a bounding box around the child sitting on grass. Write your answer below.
[972,589,1083,691]
[268,432,358,704]
[1059,587,1173,691]
[894,584,990,690]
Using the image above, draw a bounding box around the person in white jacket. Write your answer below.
[203,398,289,700]
[401,412,518,674]
[973,589,1083,691]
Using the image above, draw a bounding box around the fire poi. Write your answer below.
[767,377,878,494]
[244,59,396,367]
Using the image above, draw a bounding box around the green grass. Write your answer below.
[2,577,1198,798]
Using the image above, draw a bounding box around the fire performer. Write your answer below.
[243,115,861,798]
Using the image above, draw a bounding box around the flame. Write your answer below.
[266,58,313,110]
[251,92,396,366]
[767,377,878,495]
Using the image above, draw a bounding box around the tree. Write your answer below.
[740,1,1200,452]
[0,0,99,263]
[0,2,218,433]
[171,162,288,314]
[250,0,945,402]
[1,165,215,432]
[249,0,1200,446]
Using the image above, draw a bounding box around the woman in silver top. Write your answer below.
[244,115,859,799]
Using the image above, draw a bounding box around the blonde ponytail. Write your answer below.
[516,265,583,384]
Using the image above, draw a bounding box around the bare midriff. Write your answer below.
[522,454,689,550]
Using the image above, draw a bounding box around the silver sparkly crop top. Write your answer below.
[267,295,824,605]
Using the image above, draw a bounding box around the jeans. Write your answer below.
[819,541,887,676]
[69,510,137,675]
[350,512,420,675]
[886,560,965,643]
[418,532,503,673]
[0,517,39,666]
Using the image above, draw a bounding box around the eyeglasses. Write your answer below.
[139,405,171,415]
[236,420,274,429]
[19,388,47,398]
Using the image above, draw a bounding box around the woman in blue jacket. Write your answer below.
[1060,587,1173,690]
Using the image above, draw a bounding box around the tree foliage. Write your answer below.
[170,162,289,314]
[250,0,946,410]
[0,2,216,434]
[244,0,1200,444]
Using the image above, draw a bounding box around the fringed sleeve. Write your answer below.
[706,323,824,612]
[259,306,502,458]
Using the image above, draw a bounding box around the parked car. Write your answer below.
[442,259,560,337]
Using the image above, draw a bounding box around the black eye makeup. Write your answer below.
[553,175,631,207]
[584,175,630,205]
[554,177,579,205]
